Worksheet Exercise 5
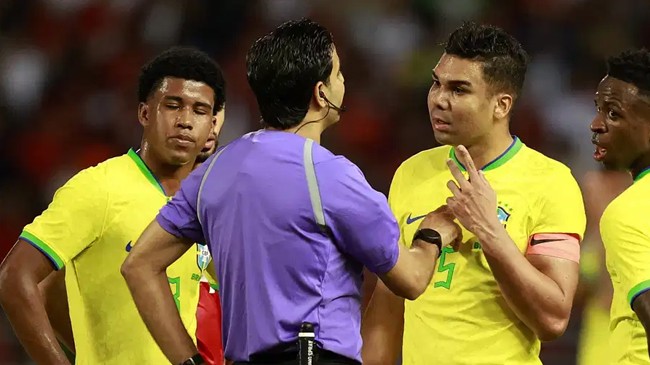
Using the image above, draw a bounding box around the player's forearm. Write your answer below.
[40,270,75,353]
[361,281,404,365]
[632,292,650,359]
[0,277,70,364]
[479,228,572,341]
[122,264,197,364]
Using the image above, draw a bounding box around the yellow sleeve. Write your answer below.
[531,167,586,240]
[20,167,108,270]
[601,203,650,307]
[387,164,408,247]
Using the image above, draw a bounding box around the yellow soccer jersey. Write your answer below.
[20,149,207,364]
[601,169,650,365]
[390,137,586,365]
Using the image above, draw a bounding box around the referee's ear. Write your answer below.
[138,102,150,127]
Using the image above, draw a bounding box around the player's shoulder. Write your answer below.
[605,176,650,217]
[65,153,129,188]
[514,145,578,189]
[518,145,573,177]
[396,145,451,178]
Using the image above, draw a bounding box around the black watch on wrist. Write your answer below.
[412,228,443,252]
[179,354,204,365]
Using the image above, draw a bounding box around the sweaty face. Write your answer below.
[196,106,226,163]
[427,54,496,146]
[140,77,216,166]
[591,76,650,171]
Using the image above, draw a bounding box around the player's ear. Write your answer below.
[138,102,150,127]
[494,93,513,120]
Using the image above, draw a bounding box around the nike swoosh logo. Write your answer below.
[530,238,563,246]
[125,241,133,252]
[406,213,426,225]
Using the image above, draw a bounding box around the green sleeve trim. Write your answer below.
[19,231,65,270]
[209,283,220,292]
[628,279,650,307]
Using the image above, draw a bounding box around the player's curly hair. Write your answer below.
[607,49,650,97]
[444,21,529,99]
[138,47,226,115]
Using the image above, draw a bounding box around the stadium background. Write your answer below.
[0,0,648,363]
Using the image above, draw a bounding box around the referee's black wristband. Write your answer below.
[179,353,204,365]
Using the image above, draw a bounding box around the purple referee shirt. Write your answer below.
[157,129,400,362]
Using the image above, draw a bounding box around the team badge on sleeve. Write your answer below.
[197,244,211,271]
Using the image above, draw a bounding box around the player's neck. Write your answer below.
[630,153,650,181]
[138,145,194,196]
[465,132,514,170]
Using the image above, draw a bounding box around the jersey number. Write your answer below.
[434,247,456,289]
[168,276,181,310]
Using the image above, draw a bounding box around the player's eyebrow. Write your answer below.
[431,70,472,87]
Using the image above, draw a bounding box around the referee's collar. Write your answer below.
[127,148,167,196]
[449,136,523,173]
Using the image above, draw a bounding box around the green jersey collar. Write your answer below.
[127,148,166,196]
[633,167,650,183]
[449,136,523,172]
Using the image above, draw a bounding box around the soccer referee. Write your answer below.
[122,19,461,365]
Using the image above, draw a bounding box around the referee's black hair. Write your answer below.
[444,21,529,99]
[246,18,334,129]
[138,47,226,115]
[607,49,650,97]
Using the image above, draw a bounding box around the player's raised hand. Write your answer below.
[445,145,500,236]
[418,205,462,248]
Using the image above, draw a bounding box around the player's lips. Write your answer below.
[169,133,196,147]
[431,117,451,132]
[592,133,608,161]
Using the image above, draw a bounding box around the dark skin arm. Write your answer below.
[361,279,404,365]
[632,290,650,359]
[0,240,70,365]
[121,220,197,364]
[39,269,75,353]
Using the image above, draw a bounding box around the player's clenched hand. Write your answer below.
[445,145,500,237]
[418,205,462,248]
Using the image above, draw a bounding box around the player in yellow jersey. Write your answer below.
[362,22,586,365]
[33,107,228,364]
[0,47,226,364]
[591,48,650,364]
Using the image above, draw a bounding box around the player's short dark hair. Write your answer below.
[246,18,334,129]
[607,49,650,97]
[444,22,529,98]
[138,47,226,115]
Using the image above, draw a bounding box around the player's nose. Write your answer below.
[176,109,194,129]
[589,114,606,132]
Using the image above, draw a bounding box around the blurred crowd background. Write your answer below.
[1,0,648,363]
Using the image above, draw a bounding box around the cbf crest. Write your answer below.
[196,244,211,271]
[496,201,512,227]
